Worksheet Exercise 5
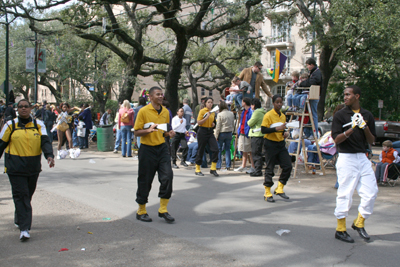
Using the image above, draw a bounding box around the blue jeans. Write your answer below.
[235,94,243,108]
[287,94,294,107]
[79,136,85,149]
[114,129,122,150]
[72,129,79,147]
[217,132,232,169]
[186,142,208,167]
[307,145,320,164]
[305,99,319,137]
[292,93,302,107]
[121,125,133,157]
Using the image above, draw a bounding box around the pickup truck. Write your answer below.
[318,118,400,144]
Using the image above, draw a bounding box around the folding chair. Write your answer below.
[383,162,400,187]
[320,144,337,168]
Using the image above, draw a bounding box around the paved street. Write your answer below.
[1,146,400,266]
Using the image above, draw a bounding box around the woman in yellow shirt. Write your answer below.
[195,97,219,177]
[261,95,292,203]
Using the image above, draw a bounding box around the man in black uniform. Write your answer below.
[134,87,176,223]
[331,85,378,243]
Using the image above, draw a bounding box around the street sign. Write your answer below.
[26,48,46,73]
[26,48,34,72]
[378,100,383,108]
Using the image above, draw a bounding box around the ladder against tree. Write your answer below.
[285,86,325,178]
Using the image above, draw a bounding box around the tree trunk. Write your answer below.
[165,35,189,114]
[318,45,338,121]
[118,52,142,103]
[184,65,199,110]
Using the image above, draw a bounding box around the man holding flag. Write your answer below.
[238,62,273,101]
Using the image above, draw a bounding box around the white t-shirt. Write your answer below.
[172,116,187,133]
[77,121,86,137]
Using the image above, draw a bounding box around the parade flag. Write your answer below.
[272,49,287,83]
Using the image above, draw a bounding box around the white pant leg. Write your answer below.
[356,155,379,219]
[335,153,361,219]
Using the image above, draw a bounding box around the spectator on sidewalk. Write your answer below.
[234,98,255,174]
[247,98,266,176]
[214,101,234,171]
[118,100,134,157]
[134,97,147,149]
[182,98,193,131]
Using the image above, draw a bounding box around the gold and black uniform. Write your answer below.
[0,117,54,231]
[195,107,219,166]
[134,104,173,204]
[261,109,292,187]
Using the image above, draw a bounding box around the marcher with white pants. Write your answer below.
[332,85,378,243]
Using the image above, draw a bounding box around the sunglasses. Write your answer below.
[18,105,30,109]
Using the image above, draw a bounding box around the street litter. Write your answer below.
[58,248,69,252]
[88,232,93,234]
[276,229,291,236]
[81,248,86,251]
[102,218,111,220]
[77,226,80,230]
[89,159,96,163]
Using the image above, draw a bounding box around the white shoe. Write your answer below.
[185,161,193,166]
[56,150,61,160]
[234,166,245,172]
[246,167,255,174]
[20,230,30,241]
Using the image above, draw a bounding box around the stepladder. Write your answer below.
[285,98,326,178]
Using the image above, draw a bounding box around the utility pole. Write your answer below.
[34,32,38,104]
[4,4,9,104]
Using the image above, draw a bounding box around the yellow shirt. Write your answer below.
[198,107,215,128]
[134,104,170,146]
[261,109,286,142]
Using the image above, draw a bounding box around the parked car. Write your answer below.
[318,117,400,145]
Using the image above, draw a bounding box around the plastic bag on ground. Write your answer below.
[276,229,291,236]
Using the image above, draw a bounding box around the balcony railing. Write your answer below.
[264,35,294,50]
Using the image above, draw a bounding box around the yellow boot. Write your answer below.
[353,213,365,228]
[335,218,354,243]
[158,198,175,223]
[195,165,204,176]
[336,218,346,232]
[136,204,152,222]
[264,186,274,202]
[137,204,147,215]
[210,162,219,176]
[158,198,169,214]
[274,181,289,199]
[352,213,370,241]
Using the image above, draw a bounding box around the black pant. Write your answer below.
[136,143,173,204]
[195,127,219,166]
[8,173,39,231]
[171,132,188,163]
[84,128,90,148]
[251,137,264,174]
[263,139,292,187]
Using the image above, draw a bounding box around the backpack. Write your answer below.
[121,111,130,123]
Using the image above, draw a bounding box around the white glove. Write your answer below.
[351,113,361,128]
[352,113,366,129]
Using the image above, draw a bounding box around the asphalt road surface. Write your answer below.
[1,146,400,267]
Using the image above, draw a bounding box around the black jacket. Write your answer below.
[299,66,323,87]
